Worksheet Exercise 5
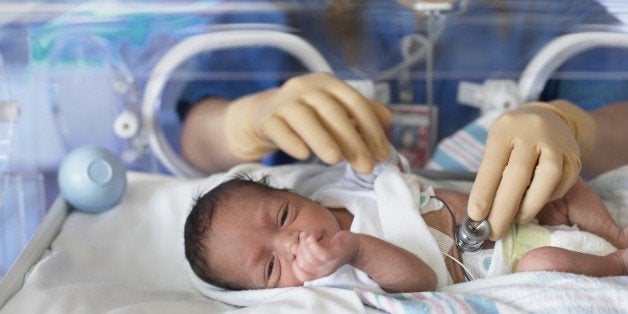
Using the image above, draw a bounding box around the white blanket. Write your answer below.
[2,163,627,313]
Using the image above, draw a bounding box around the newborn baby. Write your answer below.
[184,159,628,293]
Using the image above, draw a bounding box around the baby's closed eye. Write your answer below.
[278,202,292,226]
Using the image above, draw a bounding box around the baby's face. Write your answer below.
[204,187,343,290]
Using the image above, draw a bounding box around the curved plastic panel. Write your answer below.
[141,29,333,177]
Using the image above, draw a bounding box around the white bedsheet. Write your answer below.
[2,163,627,313]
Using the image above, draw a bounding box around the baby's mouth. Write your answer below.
[316,230,325,243]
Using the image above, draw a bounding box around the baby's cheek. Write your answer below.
[282,264,306,287]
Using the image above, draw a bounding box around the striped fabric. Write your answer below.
[427,111,501,172]
[355,272,628,313]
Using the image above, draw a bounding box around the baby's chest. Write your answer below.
[420,197,466,283]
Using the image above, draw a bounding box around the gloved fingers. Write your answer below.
[371,100,393,128]
[370,101,393,160]
[515,148,563,223]
[486,143,539,240]
[262,115,311,160]
[467,136,512,222]
[303,92,376,174]
[326,82,391,161]
[281,102,344,165]
[550,152,581,201]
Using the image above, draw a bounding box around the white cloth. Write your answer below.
[303,160,452,290]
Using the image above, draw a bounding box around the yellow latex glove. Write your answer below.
[224,72,392,174]
[468,100,596,240]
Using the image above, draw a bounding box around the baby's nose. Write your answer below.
[275,229,299,260]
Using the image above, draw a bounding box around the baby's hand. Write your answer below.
[291,230,360,282]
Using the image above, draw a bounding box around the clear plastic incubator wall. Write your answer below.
[0,0,627,280]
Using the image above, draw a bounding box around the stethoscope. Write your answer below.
[353,147,492,253]
[455,216,490,252]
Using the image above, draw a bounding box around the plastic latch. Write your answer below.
[457,80,522,113]
[457,81,484,109]
[346,80,391,104]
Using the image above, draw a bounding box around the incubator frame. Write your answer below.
[141,30,628,178]
[141,29,333,177]
[3,24,628,307]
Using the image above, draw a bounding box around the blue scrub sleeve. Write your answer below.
[176,47,307,120]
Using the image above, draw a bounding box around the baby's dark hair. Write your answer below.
[183,172,281,290]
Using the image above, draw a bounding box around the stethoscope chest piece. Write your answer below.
[455,216,491,252]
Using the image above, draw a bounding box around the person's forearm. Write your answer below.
[180,98,246,173]
[352,234,437,293]
[582,102,628,179]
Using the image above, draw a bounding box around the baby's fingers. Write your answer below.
[302,233,335,262]
[291,261,318,282]
[295,233,319,264]
[294,233,336,271]
[295,233,330,267]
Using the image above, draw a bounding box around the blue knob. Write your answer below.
[58,146,127,213]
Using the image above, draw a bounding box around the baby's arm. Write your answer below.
[292,231,437,293]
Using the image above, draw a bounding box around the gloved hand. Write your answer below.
[467,100,596,240]
[224,72,392,174]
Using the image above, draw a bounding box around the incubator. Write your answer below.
[1,0,628,290]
